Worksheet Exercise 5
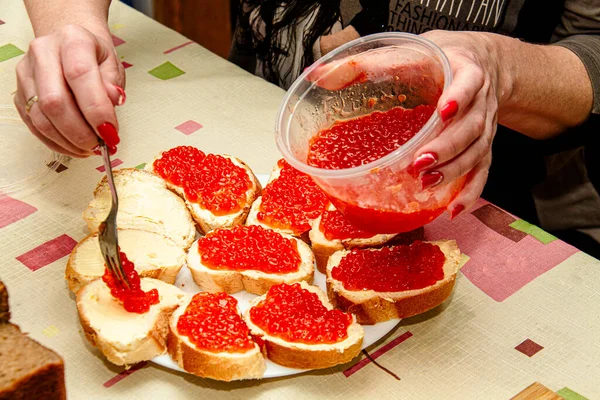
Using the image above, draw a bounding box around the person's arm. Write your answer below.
[24,0,111,39]
[491,35,594,139]
[15,0,123,157]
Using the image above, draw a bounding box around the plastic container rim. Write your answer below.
[275,32,452,179]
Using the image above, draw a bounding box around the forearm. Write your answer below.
[24,0,112,39]
[487,33,593,139]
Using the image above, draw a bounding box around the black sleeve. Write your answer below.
[348,0,388,36]
[550,0,600,114]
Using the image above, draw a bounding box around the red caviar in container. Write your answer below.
[319,209,376,241]
[249,283,352,344]
[308,105,435,170]
[257,159,328,235]
[152,146,252,216]
[102,251,159,314]
[331,241,445,292]
[197,225,301,273]
[177,292,255,353]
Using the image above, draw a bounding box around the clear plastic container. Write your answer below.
[276,33,465,234]
[0,105,68,196]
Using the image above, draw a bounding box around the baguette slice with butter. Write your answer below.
[83,168,196,249]
[76,278,186,366]
[66,229,186,294]
[326,240,462,324]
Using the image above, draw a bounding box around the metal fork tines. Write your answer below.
[97,141,130,289]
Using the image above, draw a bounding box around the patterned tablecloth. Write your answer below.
[0,2,599,399]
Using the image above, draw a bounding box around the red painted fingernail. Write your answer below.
[115,85,126,106]
[440,100,458,122]
[92,145,101,156]
[450,204,465,220]
[108,145,118,156]
[421,171,444,190]
[412,152,438,173]
[97,123,119,147]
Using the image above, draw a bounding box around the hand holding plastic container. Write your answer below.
[276,33,465,234]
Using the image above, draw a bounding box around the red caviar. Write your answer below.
[331,241,445,292]
[102,251,159,314]
[257,159,328,235]
[198,225,301,273]
[319,209,377,241]
[307,105,435,170]
[249,283,352,344]
[177,292,255,353]
[152,146,252,216]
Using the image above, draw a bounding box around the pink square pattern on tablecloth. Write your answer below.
[111,34,125,46]
[164,41,193,54]
[96,159,123,172]
[0,20,5,25]
[425,199,579,302]
[0,196,37,228]
[16,234,78,271]
[103,362,147,387]
[343,331,413,377]
[122,61,133,69]
[175,120,203,135]
[515,339,544,357]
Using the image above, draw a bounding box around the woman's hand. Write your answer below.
[414,30,499,219]
[14,24,126,157]
[308,30,502,218]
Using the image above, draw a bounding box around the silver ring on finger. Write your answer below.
[25,95,39,114]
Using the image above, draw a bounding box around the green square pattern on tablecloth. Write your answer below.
[148,61,185,80]
[0,44,24,62]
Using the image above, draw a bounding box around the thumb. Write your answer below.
[99,48,126,106]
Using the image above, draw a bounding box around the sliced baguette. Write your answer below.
[83,169,196,249]
[244,281,363,369]
[326,240,462,324]
[66,229,186,294]
[147,150,261,234]
[76,278,186,366]
[167,295,265,381]
[309,204,398,273]
[186,231,314,295]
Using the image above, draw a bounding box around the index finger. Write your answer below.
[60,31,119,147]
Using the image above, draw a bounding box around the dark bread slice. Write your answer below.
[0,323,66,400]
[0,281,9,323]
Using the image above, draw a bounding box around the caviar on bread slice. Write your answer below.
[167,292,265,381]
[246,159,328,239]
[187,225,314,295]
[326,240,462,324]
[244,282,363,369]
[309,204,426,273]
[148,146,261,234]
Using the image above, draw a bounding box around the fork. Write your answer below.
[96,140,130,289]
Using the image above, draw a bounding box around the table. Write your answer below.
[1,2,599,399]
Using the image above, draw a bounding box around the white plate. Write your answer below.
[151,174,401,379]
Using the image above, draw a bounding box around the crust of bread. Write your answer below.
[83,168,196,249]
[186,233,314,295]
[65,229,185,294]
[243,281,363,369]
[147,152,261,235]
[326,240,462,324]
[76,279,186,366]
[167,296,265,381]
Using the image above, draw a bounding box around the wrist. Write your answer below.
[479,33,515,110]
